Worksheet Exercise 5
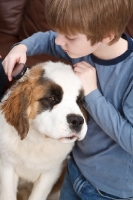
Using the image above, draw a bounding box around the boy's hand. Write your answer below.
[73,61,97,96]
[2,44,27,81]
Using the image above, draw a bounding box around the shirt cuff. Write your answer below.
[84,89,102,107]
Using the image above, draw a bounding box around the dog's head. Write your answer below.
[1,61,87,143]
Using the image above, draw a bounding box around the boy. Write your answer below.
[2,0,133,199]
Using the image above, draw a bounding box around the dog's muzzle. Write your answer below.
[58,114,85,143]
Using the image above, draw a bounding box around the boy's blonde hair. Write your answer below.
[45,0,133,45]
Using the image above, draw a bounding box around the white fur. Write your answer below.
[0,61,87,200]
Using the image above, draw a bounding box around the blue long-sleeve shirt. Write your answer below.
[20,31,133,198]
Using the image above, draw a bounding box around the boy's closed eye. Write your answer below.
[66,36,76,40]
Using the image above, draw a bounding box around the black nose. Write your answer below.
[67,114,84,132]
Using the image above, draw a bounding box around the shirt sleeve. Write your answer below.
[84,88,133,155]
[19,31,72,63]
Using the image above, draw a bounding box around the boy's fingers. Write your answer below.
[2,61,7,75]
[3,60,16,81]
[74,63,87,69]
[73,67,83,73]
[6,63,13,81]
[8,71,13,81]
[8,60,22,81]
[74,61,92,69]
[2,56,26,81]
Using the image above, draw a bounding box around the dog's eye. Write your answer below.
[49,96,56,101]
[48,96,60,105]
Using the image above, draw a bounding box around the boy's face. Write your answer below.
[55,33,103,58]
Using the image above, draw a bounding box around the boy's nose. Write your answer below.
[55,34,66,46]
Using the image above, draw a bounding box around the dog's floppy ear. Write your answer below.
[1,84,32,140]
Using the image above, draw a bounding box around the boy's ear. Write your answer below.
[102,34,115,44]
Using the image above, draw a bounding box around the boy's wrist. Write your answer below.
[14,44,27,52]
[11,43,27,53]
[84,86,98,96]
[84,89,102,105]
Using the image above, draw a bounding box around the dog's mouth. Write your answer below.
[58,134,79,143]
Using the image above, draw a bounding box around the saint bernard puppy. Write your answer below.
[0,61,87,200]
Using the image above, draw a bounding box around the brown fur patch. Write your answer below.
[1,64,47,140]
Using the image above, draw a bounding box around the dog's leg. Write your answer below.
[0,162,18,200]
[28,168,61,200]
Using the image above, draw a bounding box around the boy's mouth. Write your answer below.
[62,48,69,52]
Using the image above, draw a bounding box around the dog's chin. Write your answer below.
[58,134,79,144]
